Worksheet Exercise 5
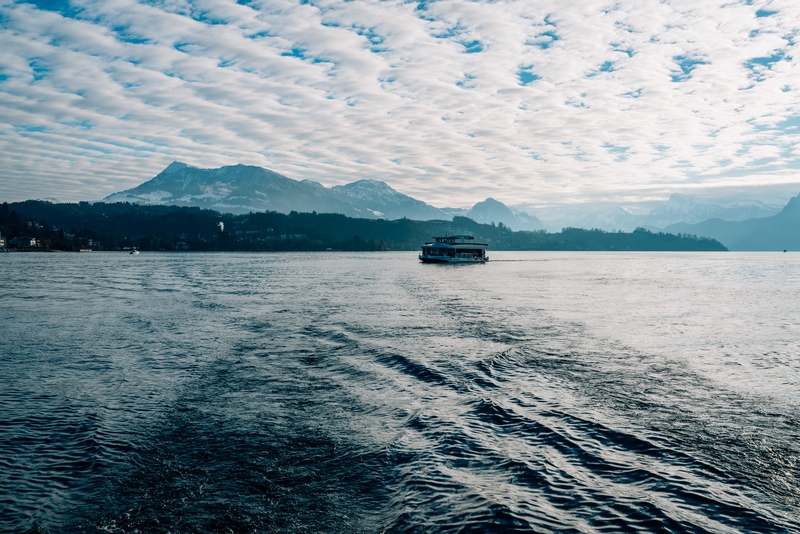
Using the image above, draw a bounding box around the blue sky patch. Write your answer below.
[280,47,332,65]
[750,156,776,166]
[518,67,539,86]
[746,51,785,67]
[433,23,466,40]
[190,10,228,25]
[604,143,629,154]
[755,8,777,17]
[354,27,388,53]
[456,74,476,89]
[113,28,149,45]
[17,125,48,133]
[671,55,707,82]
[62,120,93,130]
[747,51,785,67]
[462,40,483,54]
[745,51,786,80]
[21,0,80,17]
[530,30,558,50]
[282,48,307,59]
[774,116,800,132]
[528,15,559,49]
[354,27,383,44]
[611,43,634,57]
[29,59,48,82]
[246,31,274,40]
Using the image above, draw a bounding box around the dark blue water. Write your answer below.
[1,252,799,533]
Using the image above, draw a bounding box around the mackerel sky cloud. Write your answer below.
[1,0,799,208]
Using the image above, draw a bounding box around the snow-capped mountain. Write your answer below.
[103,162,452,219]
[104,162,552,227]
[536,205,639,232]
[330,180,446,221]
[105,162,781,231]
[528,194,783,232]
[639,194,782,228]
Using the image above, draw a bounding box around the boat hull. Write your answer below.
[419,255,487,264]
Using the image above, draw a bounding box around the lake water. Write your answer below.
[1,252,799,533]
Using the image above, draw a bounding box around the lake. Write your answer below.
[1,252,799,533]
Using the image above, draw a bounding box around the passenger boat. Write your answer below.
[419,235,488,263]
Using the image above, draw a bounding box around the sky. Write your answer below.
[1,0,799,209]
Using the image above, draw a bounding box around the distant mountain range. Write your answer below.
[102,162,795,246]
[103,162,546,231]
[664,194,800,251]
[536,194,783,232]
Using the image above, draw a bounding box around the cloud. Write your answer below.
[0,0,799,207]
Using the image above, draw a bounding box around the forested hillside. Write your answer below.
[2,201,726,252]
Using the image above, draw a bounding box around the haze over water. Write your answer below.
[1,252,799,533]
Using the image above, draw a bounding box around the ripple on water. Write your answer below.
[1,252,799,533]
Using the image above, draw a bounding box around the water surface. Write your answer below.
[1,252,798,533]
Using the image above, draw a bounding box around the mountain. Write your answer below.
[465,198,546,231]
[103,162,547,228]
[104,162,451,219]
[104,162,350,215]
[664,193,800,250]
[528,194,783,232]
[538,205,639,232]
[330,180,445,221]
[640,193,781,228]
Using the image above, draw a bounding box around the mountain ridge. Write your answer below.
[665,193,800,250]
[103,162,545,231]
[103,162,791,236]
[533,194,783,232]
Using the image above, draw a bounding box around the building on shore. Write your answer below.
[11,236,39,248]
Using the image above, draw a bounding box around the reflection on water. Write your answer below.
[1,252,798,532]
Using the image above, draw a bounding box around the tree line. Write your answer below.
[1,201,728,252]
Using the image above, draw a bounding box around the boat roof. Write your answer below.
[424,235,488,246]
[433,235,474,242]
